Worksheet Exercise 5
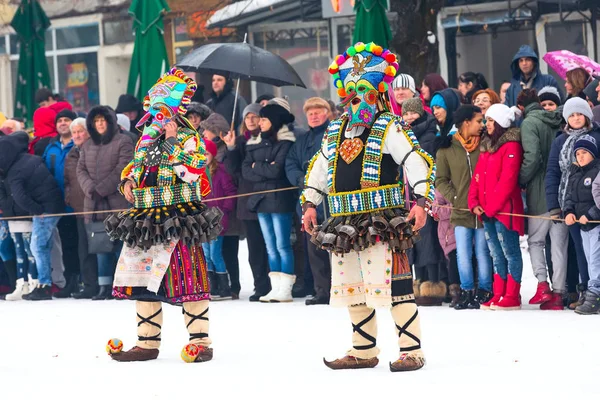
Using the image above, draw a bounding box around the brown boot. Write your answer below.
[323,355,379,370]
[112,301,162,362]
[412,279,421,298]
[448,284,461,308]
[111,346,159,362]
[389,353,425,372]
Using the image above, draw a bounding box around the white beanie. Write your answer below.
[392,74,416,93]
[562,97,594,123]
[116,113,131,132]
[485,104,518,128]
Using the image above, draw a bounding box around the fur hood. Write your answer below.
[480,127,521,154]
[86,105,120,145]
[247,125,296,145]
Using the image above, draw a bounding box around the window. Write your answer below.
[103,18,134,45]
[171,16,193,64]
[55,24,100,49]
[58,53,99,110]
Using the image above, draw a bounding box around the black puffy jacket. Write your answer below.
[0,133,64,217]
[563,159,600,232]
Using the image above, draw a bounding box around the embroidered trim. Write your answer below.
[327,184,404,216]
[360,112,394,189]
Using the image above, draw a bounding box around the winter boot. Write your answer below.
[111,301,162,362]
[569,284,586,310]
[575,291,600,315]
[475,288,493,305]
[448,284,461,308]
[540,292,565,310]
[92,285,114,301]
[481,274,506,310]
[208,271,219,296]
[389,301,425,372]
[324,304,379,370]
[5,278,30,301]
[415,281,444,306]
[180,300,213,362]
[271,273,295,303]
[215,273,232,300]
[259,272,281,303]
[53,275,78,299]
[292,280,307,298]
[492,274,521,310]
[413,279,421,299]
[454,289,478,310]
[72,285,98,299]
[23,284,52,301]
[529,281,552,305]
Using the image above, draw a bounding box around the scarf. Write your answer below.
[558,126,590,208]
[454,131,480,153]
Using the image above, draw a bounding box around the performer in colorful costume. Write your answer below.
[302,43,435,371]
[104,68,222,363]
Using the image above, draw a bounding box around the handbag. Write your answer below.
[85,199,117,254]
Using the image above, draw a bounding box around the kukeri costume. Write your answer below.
[104,68,222,363]
[301,43,435,371]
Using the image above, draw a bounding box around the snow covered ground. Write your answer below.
[1,240,599,400]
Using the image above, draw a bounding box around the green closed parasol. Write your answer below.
[352,0,393,49]
[11,0,52,125]
[127,0,171,101]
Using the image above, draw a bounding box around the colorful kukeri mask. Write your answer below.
[329,42,399,129]
[136,68,197,142]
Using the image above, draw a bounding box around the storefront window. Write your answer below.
[104,19,134,45]
[58,53,99,112]
[56,24,100,49]
[252,24,330,129]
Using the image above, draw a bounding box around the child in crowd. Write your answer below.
[201,139,237,300]
[564,135,600,314]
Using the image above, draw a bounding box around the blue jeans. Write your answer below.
[0,220,15,262]
[580,226,600,295]
[454,226,493,291]
[484,219,523,283]
[11,232,37,281]
[202,236,227,273]
[258,213,294,274]
[30,216,60,285]
[97,242,122,286]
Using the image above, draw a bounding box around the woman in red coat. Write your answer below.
[468,104,525,310]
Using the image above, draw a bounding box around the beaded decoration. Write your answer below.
[327,184,405,217]
[360,112,393,189]
[132,182,204,209]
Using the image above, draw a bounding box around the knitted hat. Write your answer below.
[267,97,291,113]
[485,104,517,128]
[199,113,230,136]
[243,103,262,120]
[303,97,331,114]
[402,97,424,117]
[116,114,130,132]
[538,86,561,107]
[260,104,295,132]
[430,93,447,110]
[583,79,600,107]
[392,74,416,93]
[573,134,598,158]
[55,108,77,124]
[204,138,218,157]
[563,97,594,123]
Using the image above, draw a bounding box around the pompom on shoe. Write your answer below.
[181,344,214,363]
[389,352,425,372]
[106,338,124,355]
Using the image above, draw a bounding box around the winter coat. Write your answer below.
[518,102,563,215]
[42,135,74,198]
[563,160,600,232]
[468,128,525,235]
[206,80,248,132]
[593,105,600,123]
[242,126,296,214]
[204,163,237,234]
[225,132,259,221]
[436,135,481,229]
[285,120,329,220]
[0,133,63,217]
[410,112,438,157]
[433,189,456,258]
[64,146,86,214]
[505,45,562,107]
[545,123,600,212]
[77,106,134,222]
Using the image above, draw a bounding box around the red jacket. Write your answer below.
[468,128,525,235]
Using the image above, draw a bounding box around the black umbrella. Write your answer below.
[176,41,306,88]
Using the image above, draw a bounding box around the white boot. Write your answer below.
[259,273,281,303]
[29,279,39,292]
[6,278,30,301]
[271,273,296,303]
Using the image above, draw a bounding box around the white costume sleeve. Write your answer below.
[301,139,329,206]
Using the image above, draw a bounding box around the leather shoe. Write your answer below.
[305,295,329,305]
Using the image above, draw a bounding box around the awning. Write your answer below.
[207,0,322,28]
